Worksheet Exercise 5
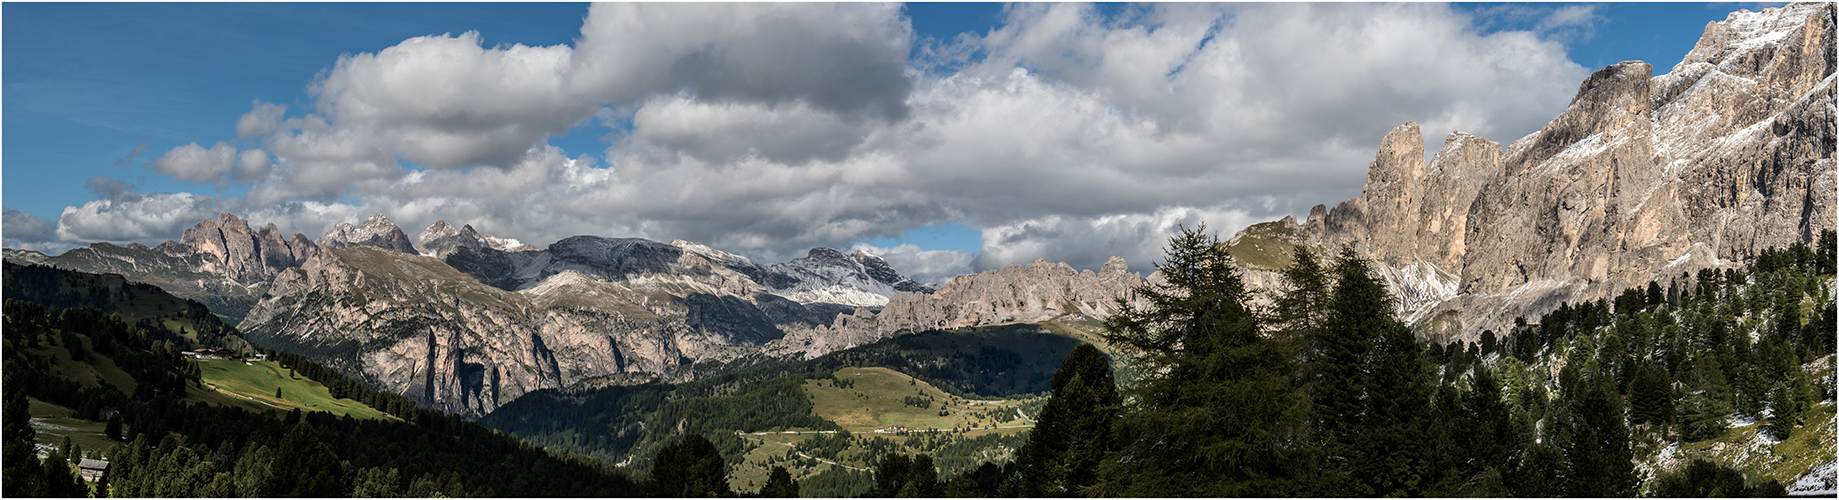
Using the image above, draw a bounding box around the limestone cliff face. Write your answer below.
[1246,2,1836,341]
[241,245,711,417]
[177,212,321,282]
[242,236,891,415]
[768,256,1156,358]
[764,248,938,307]
[0,213,322,322]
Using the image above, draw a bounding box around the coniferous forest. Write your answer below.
[1,277,641,497]
[3,228,1834,497]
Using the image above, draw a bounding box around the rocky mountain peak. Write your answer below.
[417,220,526,259]
[319,212,418,255]
[765,246,935,307]
[1365,121,1427,193]
[1241,2,1834,342]
[1507,61,1654,176]
[1324,120,1429,264]
[852,250,936,294]
[804,247,851,263]
[1099,256,1130,276]
[174,212,318,282]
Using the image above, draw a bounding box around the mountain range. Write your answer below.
[4,3,1832,418]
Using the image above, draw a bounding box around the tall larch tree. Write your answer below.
[1094,224,1308,496]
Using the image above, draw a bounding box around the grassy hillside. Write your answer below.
[805,367,1033,432]
[190,358,393,420]
[1221,220,1314,271]
[24,397,117,457]
[716,367,1039,496]
[9,316,391,456]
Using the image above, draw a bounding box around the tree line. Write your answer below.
[633,226,1831,497]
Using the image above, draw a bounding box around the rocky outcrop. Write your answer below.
[240,245,725,416]
[764,248,938,307]
[1236,2,1836,342]
[416,220,532,259]
[318,213,418,255]
[874,256,1146,333]
[244,236,901,414]
[176,213,321,282]
[768,256,1154,358]
[0,213,325,322]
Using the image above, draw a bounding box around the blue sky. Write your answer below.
[0,2,1784,282]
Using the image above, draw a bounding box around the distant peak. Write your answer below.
[806,247,849,260]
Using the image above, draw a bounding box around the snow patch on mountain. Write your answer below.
[765,247,935,307]
[786,285,891,309]
[519,269,605,297]
[1790,460,1838,497]
[1375,259,1461,324]
[418,220,533,258]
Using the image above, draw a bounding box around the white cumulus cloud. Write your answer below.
[58,3,1597,280]
[152,141,239,186]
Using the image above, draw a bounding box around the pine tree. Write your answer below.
[1004,343,1116,497]
[874,453,912,497]
[1334,249,1441,497]
[1095,225,1307,496]
[760,466,798,498]
[1274,245,1332,391]
[1812,229,1837,274]
[901,454,940,498]
[105,412,123,441]
[264,420,348,497]
[1458,366,1525,479]
[646,434,730,497]
[3,360,47,497]
[1563,369,1636,497]
[1313,247,1381,461]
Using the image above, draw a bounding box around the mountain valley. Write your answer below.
[3,2,1836,497]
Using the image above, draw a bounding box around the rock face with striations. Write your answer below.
[767,256,1155,358]
[1236,2,1836,341]
[242,234,940,414]
[416,220,533,259]
[240,244,713,417]
[176,212,321,282]
[764,247,938,307]
[1,212,322,322]
[318,213,419,255]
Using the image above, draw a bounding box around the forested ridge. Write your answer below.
[479,324,1078,470]
[2,266,641,497]
[941,227,1835,497]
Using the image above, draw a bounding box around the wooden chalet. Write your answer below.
[77,459,109,483]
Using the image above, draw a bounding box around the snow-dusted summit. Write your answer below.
[417,220,533,259]
[766,248,936,307]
